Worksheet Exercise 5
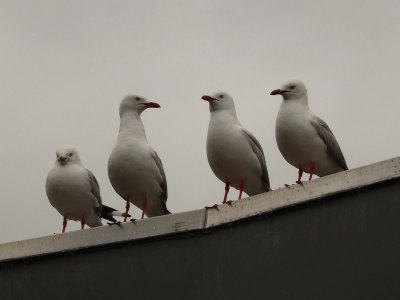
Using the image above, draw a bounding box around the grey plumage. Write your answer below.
[86,168,102,218]
[151,151,169,213]
[310,117,348,171]
[242,129,271,191]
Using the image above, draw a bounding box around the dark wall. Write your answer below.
[2,179,400,300]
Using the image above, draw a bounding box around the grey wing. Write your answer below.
[311,116,348,170]
[151,151,168,204]
[86,169,102,217]
[242,129,271,191]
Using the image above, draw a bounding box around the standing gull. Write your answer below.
[108,95,170,221]
[202,92,271,206]
[46,144,128,233]
[270,80,348,183]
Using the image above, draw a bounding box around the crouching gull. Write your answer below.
[46,144,129,233]
[108,95,170,221]
[270,80,348,183]
[202,92,271,207]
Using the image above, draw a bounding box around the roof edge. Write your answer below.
[1,157,399,262]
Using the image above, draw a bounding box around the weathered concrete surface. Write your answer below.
[0,209,206,261]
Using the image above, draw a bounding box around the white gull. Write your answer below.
[108,95,169,220]
[270,80,348,183]
[46,144,127,233]
[202,92,271,206]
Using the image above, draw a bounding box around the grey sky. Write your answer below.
[1,0,399,243]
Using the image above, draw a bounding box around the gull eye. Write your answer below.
[289,85,295,89]
[68,153,73,157]
[219,94,224,99]
[135,97,141,102]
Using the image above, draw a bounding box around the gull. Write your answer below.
[108,95,170,221]
[270,80,348,183]
[46,144,128,233]
[202,92,271,206]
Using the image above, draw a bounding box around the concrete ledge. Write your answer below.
[206,157,400,227]
[0,209,206,262]
[0,156,399,262]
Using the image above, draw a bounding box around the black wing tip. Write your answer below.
[263,182,272,192]
[101,204,115,213]
[102,204,131,219]
[101,215,117,223]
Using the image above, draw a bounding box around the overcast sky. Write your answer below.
[1,0,399,243]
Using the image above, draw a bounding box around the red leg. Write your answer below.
[238,180,244,200]
[296,167,303,184]
[81,215,85,230]
[141,198,148,219]
[62,216,67,233]
[309,163,316,180]
[222,183,230,204]
[206,183,230,208]
[124,199,130,222]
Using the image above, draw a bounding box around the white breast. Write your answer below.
[206,111,264,194]
[108,138,164,216]
[276,102,334,175]
[46,165,100,225]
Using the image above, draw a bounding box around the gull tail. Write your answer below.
[101,204,131,222]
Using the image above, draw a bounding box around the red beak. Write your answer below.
[201,95,216,102]
[145,102,161,108]
[270,89,284,95]
[58,156,66,162]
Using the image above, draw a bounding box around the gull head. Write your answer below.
[270,80,308,101]
[201,92,236,113]
[55,144,82,166]
[119,95,160,116]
